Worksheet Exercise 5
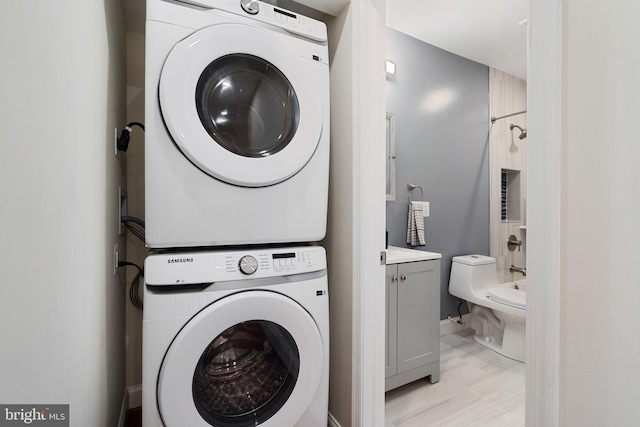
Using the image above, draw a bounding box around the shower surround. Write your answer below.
[489,68,527,283]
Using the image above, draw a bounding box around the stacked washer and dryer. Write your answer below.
[141,1,331,426]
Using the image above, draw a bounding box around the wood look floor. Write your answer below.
[385,330,525,427]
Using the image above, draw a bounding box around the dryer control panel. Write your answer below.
[145,246,326,286]
[174,0,328,43]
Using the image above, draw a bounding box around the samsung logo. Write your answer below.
[167,258,194,264]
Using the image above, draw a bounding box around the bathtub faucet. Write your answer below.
[510,265,526,276]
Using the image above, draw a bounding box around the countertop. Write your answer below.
[385,246,442,265]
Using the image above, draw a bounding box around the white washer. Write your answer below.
[145,0,330,248]
[142,245,329,427]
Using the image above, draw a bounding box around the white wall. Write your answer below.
[529,0,640,424]
[560,0,640,424]
[0,1,127,425]
[324,0,386,425]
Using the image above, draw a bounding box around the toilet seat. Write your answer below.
[487,287,526,310]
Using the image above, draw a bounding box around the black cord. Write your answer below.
[118,261,144,310]
[118,217,146,309]
[126,121,145,131]
[122,215,145,228]
[456,299,464,325]
[121,216,145,242]
[124,223,145,242]
[117,121,145,152]
[129,269,144,310]
[118,260,142,274]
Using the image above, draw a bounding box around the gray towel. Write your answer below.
[406,201,426,246]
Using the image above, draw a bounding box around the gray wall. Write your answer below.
[386,28,490,320]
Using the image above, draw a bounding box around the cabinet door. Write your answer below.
[385,265,398,379]
[396,260,440,374]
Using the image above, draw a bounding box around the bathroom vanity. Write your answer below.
[385,246,441,391]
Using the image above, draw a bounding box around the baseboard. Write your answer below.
[327,412,342,427]
[117,385,141,427]
[440,314,472,336]
[128,384,143,409]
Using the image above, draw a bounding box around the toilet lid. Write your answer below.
[487,287,526,309]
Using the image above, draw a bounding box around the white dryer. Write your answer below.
[142,245,329,427]
[144,0,330,248]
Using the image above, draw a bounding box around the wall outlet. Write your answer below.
[113,244,119,275]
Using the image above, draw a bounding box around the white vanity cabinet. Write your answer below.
[385,246,441,391]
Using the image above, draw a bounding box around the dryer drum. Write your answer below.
[192,320,300,425]
[195,53,300,159]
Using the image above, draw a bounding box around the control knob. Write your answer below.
[240,0,260,15]
[238,255,259,275]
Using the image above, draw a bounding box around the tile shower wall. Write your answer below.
[489,69,527,283]
[386,28,490,320]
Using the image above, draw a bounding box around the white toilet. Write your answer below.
[448,255,526,363]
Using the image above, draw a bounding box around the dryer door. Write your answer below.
[159,23,323,187]
[157,290,324,427]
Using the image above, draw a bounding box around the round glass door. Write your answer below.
[196,54,299,158]
[159,24,323,187]
[192,320,299,426]
[157,291,323,427]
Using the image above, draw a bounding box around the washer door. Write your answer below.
[157,291,324,427]
[159,23,323,187]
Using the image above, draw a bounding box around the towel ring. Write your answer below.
[407,183,423,201]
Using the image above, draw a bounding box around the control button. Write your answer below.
[240,0,259,15]
[238,255,259,275]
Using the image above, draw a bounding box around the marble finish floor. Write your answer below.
[385,330,525,427]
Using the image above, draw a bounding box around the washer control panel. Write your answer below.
[238,255,259,275]
[240,0,259,15]
[145,246,326,286]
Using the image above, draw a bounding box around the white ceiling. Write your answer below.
[123,0,528,80]
[387,0,528,80]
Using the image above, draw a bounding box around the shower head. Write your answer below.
[510,124,527,140]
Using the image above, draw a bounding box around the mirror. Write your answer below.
[386,112,396,201]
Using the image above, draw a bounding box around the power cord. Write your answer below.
[117,121,145,152]
[118,261,144,310]
[121,215,145,242]
[119,215,146,310]
[456,299,465,325]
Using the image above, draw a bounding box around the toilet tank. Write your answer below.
[448,255,500,300]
